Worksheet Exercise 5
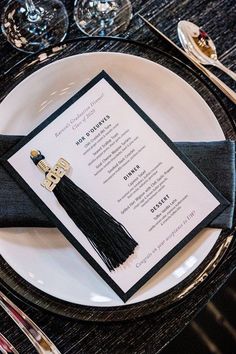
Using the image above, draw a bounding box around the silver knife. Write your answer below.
[138,14,236,105]
[0,291,61,354]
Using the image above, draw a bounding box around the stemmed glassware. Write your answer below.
[1,0,69,53]
[74,0,133,36]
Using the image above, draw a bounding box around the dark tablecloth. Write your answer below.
[0,1,236,353]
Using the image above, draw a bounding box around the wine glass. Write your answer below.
[1,0,69,53]
[74,0,132,36]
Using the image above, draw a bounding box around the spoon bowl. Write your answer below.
[177,20,236,81]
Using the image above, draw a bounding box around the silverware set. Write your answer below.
[138,15,236,105]
[0,291,61,354]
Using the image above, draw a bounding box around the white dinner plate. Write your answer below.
[0,52,224,307]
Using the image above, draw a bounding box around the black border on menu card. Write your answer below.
[2,71,229,302]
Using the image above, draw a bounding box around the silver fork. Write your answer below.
[0,291,61,354]
[0,333,19,354]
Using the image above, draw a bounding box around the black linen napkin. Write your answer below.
[0,136,235,229]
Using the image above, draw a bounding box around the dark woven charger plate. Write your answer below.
[0,37,236,322]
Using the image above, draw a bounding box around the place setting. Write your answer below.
[0,1,235,353]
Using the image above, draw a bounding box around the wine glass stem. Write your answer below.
[25,0,41,22]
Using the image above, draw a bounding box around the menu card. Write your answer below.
[3,71,228,302]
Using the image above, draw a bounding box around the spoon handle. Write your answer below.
[214,61,236,81]
[138,15,236,105]
[187,54,236,104]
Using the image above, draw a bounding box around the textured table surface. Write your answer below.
[0,0,236,353]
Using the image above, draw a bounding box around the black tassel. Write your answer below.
[30,150,138,271]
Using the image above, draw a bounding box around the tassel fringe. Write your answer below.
[53,176,138,271]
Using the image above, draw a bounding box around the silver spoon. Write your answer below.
[138,15,236,104]
[177,20,236,81]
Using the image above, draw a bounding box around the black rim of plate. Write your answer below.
[0,36,235,322]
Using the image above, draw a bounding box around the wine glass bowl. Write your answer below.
[1,0,69,53]
[74,0,133,36]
